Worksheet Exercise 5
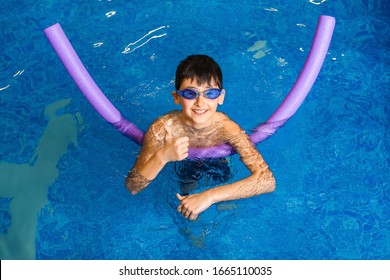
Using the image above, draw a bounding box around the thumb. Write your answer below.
[176,193,184,200]
[163,121,173,140]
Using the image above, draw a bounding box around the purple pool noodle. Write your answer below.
[44,24,120,124]
[265,15,335,123]
[44,15,335,159]
[113,117,144,144]
[247,15,336,145]
[44,23,144,143]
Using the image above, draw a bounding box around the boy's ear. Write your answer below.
[171,91,181,105]
[218,89,226,105]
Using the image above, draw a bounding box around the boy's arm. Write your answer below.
[177,121,275,220]
[208,124,276,200]
[125,120,189,194]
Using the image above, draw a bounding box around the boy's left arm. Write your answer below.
[176,122,275,220]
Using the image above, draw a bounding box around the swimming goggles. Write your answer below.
[176,88,223,100]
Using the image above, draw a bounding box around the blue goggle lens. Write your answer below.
[177,88,222,100]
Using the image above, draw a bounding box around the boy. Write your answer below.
[125,55,275,220]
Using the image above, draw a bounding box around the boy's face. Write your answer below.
[172,78,225,129]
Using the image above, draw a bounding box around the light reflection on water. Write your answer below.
[122,25,169,54]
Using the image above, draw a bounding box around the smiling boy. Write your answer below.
[125,55,275,220]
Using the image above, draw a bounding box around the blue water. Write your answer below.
[0,0,389,260]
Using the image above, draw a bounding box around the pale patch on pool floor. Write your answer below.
[247,39,271,59]
[0,99,83,259]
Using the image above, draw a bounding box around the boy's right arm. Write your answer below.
[125,120,189,194]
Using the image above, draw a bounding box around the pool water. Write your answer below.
[0,0,389,260]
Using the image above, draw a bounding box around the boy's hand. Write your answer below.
[176,192,214,220]
[160,122,189,163]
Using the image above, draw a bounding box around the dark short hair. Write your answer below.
[175,55,223,90]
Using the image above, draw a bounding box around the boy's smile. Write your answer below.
[172,78,225,129]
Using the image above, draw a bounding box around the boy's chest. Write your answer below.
[174,123,227,148]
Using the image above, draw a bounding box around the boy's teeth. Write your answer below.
[193,109,207,113]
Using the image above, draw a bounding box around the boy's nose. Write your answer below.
[194,95,206,106]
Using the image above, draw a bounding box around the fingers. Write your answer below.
[184,212,198,220]
[172,136,189,160]
[178,206,198,220]
[180,209,198,220]
[161,120,189,161]
[176,194,198,220]
[176,194,189,217]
